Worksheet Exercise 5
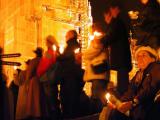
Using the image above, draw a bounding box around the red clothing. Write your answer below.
[37,49,56,77]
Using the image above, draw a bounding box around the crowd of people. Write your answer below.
[0,0,160,120]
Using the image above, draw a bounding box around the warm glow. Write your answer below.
[74,48,80,54]
[52,45,57,51]
[105,93,111,103]
[59,44,65,54]
[89,35,94,41]
[128,11,139,20]
[94,31,102,37]
[110,70,118,87]
[13,66,17,70]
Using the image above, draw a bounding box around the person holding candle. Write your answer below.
[83,29,108,114]
[107,45,160,120]
[36,35,61,120]
[56,30,84,119]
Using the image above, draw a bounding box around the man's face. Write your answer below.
[136,50,155,70]
[104,11,112,24]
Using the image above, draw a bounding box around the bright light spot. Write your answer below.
[52,45,57,51]
[13,66,17,70]
[74,48,80,54]
[89,35,94,41]
[94,31,102,37]
[105,93,111,102]
[59,44,64,54]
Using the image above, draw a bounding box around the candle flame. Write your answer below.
[59,44,64,54]
[74,48,80,54]
[94,31,102,37]
[52,45,57,51]
[13,66,17,70]
[89,35,94,41]
[105,93,111,102]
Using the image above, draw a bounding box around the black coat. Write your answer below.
[101,17,132,71]
[56,38,84,118]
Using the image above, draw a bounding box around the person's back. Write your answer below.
[57,30,84,119]
[102,1,132,95]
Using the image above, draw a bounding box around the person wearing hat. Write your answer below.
[23,47,46,119]
[104,46,160,120]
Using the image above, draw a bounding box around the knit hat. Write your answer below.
[135,46,158,60]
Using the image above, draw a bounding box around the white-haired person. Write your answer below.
[107,46,160,120]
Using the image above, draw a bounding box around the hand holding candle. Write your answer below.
[105,92,130,116]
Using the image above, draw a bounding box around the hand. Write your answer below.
[117,101,132,113]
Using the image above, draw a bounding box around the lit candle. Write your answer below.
[13,66,17,70]
[105,93,111,103]
[52,45,57,51]
[59,44,64,54]
[74,48,80,54]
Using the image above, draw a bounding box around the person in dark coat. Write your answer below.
[101,0,132,96]
[108,46,160,120]
[57,30,84,119]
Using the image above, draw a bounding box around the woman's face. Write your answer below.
[136,50,155,70]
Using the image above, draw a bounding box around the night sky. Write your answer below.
[89,0,143,23]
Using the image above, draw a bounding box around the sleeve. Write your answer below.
[83,41,103,60]
[101,20,124,47]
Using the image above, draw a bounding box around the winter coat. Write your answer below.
[83,41,108,82]
[121,62,160,120]
[25,57,46,118]
[56,38,84,118]
[16,70,28,120]
[101,17,132,72]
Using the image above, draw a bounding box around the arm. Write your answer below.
[101,19,126,47]
[83,40,103,60]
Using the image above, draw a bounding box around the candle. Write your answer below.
[74,48,80,54]
[59,44,65,54]
[52,45,57,51]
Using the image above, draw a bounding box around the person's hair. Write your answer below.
[68,30,78,39]
[46,35,58,46]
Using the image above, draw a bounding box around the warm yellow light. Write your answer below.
[105,93,111,102]
[110,70,118,87]
[13,66,17,70]
[52,45,57,51]
[128,11,139,20]
[94,31,102,37]
[89,35,94,41]
[59,44,65,54]
[74,48,80,54]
